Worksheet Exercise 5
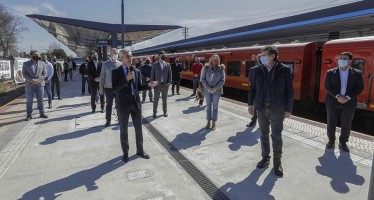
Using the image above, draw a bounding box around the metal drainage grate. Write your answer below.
[127,169,151,181]
[142,118,230,200]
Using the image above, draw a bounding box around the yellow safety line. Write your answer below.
[0,94,25,110]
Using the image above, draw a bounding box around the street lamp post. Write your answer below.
[121,0,125,49]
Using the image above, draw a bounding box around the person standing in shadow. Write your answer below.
[324,52,364,152]
[87,52,104,113]
[247,54,261,127]
[50,56,62,100]
[112,49,158,162]
[171,56,182,95]
[79,59,91,95]
[141,57,153,103]
[150,50,172,118]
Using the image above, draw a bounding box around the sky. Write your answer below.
[0,0,361,57]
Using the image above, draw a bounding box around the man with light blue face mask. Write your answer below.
[248,46,294,176]
[324,52,364,152]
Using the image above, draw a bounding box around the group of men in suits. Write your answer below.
[247,47,364,177]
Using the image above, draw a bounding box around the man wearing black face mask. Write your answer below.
[141,57,153,103]
[51,56,62,100]
[87,53,104,113]
[22,50,48,120]
[79,59,91,95]
[150,50,172,118]
[171,56,182,95]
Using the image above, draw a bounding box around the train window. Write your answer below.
[227,61,241,76]
[245,61,258,77]
[282,62,294,75]
[352,59,365,73]
[182,61,189,71]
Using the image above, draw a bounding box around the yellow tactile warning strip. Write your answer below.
[0,96,27,136]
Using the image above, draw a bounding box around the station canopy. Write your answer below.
[26,14,182,57]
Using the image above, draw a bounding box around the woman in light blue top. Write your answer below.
[201,54,225,130]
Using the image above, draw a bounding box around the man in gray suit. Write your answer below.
[22,50,49,121]
[150,50,172,118]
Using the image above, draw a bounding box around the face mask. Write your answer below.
[52,59,56,62]
[260,56,269,65]
[338,59,349,68]
[160,56,165,60]
[111,54,118,60]
[93,56,98,61]
[145,61,150,64]
[32,55,39,61]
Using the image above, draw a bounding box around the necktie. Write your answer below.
[125,67,134,95]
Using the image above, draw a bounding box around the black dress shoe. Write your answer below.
[339,142,350,152]
[256,158,270,168]
[274,165,284,177]
[326,141,335,149]
[48,104,52,109]
[122,154,129,162]
[25,115,32,121]
[246,120,256,127]
[101,109,104,113]
[40,114,48,118]
[58,97,62,100]
[92,110,95,114]
[190,93,195,97]
[105,121,111,127]
[164,112,168,117]
[177,93,180,95]
[150,99,153,102]
[153,113,157,118]
[136,152,150,159]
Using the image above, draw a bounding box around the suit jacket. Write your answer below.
[324,67,364,108]
[201,64,226,95]
[150,61,172,86]
[112,66,150,110]
[87,61,102,83]
[52,62,62,81]
[22,60,47,87]
[171,61,183,81]
[248,62,294,113]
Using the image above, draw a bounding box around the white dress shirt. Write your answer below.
[339,66,350,99]
[159,61,165,83]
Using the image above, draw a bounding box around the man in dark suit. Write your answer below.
[150,50,172,118]
[324,52,364,152]
[51,56,62,100]
[87,52,104,113]
[141,57,153,103]
[171,56,182,95]
[248,46,294,176]
[112,49,158,162]
[79,59,90,95]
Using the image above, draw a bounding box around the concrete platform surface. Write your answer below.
[0,70,373,200]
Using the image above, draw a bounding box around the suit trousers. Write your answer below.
[51,77,61,98]
[104,88,114,121]
[153,84,169,113]
[117,96,144,154]
[257,105,284,159]
[90,81,104,111]
[326,105,355,143]
[171,80,180,94]
[81,76,90,94]
[192,77,199,94]
[141,78,153,101]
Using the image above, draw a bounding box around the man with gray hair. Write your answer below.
[99,48,122,127]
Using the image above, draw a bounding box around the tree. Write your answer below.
[0,4,27,59]
[48,42,62,53]
[52,48,67,59]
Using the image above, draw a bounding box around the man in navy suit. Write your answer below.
[324,52,364,152]
[112,49,158,163]
[87,52,104,113]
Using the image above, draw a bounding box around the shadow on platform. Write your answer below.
[227,127,260,151]
[217,168,278,200]
[19,156,125,200]
[171,128,211,150]
[182,105,206,114]
[315,149,365,193]
[39,124,106,145]
[35,112,91,125]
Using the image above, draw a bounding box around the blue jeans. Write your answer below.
[44,80,52,105]
[81,76,90,94]
[205,93,220,121]
[26,85,44,116]
[192,77,200,94]
[257,106,285,159]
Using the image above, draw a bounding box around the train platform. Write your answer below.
[0,71,373,200]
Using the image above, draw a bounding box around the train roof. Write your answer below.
[325,35,374,44]
[164,42,315,57]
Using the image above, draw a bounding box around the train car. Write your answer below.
[164,42,320,102]
[318,36,374,111]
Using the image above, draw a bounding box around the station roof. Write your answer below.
[26,14,182,56]
[133,0,374,54]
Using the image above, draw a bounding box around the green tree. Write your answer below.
[52,48,67,59]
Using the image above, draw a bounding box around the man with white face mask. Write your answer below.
[99,48,122,127]
[324,52,364,152]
